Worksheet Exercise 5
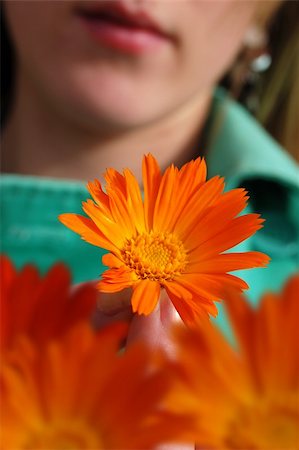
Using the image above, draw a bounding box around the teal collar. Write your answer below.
[206,88,299,192]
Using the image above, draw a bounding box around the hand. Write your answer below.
[93,287,180,355]
[92,286,195,450]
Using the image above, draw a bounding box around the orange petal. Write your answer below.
[181,187,248,247]
[98,267,135,293]
[163,280,192,301]
[0,255,17,294]
[104,167,126,194]
[82,200,126,248]
[224,289,255,356]
[166,158,207,231]
[107,189,136,237]
[207,273,249,291]
[187,251,270,273]
[102,253,123,269]
[142,154,162,231]
[153,164,179,232]
[59,213,118,253]
[165,280,217,319]
[123,168,146,233]
[178,157,207,193]
[87,179,110,213]
[164,287,209,327]
[131,280,160,315]
[170,275,223,303]
[188,213,264,256]
[174,176,225,239]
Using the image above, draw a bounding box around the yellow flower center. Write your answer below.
[122,231,187,282]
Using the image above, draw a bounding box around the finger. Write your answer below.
[126,289,182,357]
[96,288,132,315]
[92,305,133,329]
[92,289,133,329]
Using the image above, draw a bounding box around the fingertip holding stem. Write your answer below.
[92,288,133,329]
[93,287,183,358]
[126,289,182,357]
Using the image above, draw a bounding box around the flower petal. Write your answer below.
[187,251,270,273]
[188,213,264,256]
[59,213,118,253]
[98,267,136,293]
[123,168,146,233]
[105,167,127,194]
[87,179,110,214]
[166,158,207,231]
[142,154,162,230]
[102,253,123,269]
[178,157,207,193]
[153,164,179,232]
[164,285,209,327]
[82,200,126,248]
[107,189,136,237]
[165,280,217,320]
[174,176,225,239]
[131,280,160,315]
[188,189,247,248]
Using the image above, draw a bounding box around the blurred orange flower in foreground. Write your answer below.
[171,274,299,449]
[0,255,97,350]
[60,154,269,326]
[1,323,195,449]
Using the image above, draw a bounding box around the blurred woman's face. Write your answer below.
[4,0,257,131]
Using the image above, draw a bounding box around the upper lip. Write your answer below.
[76,1,170,38]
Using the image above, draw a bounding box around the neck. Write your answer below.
[2,73,212,183]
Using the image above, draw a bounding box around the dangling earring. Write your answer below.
[228,26,272,115]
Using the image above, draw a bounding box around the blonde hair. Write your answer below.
[257,2,299,161]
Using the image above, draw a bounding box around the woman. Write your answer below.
[1,1,298,338]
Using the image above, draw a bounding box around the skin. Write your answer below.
[1,3,267,447]
[2,0,259,181]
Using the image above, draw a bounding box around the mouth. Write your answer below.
[75,1,172,54]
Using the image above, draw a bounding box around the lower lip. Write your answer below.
[79,16,167,54]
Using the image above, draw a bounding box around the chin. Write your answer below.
[63,89,166,132]
[43,64,180,132]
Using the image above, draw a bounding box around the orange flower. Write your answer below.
[1,322,195,449]
[170,274,299,449]
[60,154,269,326]
[0,255,97,350]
